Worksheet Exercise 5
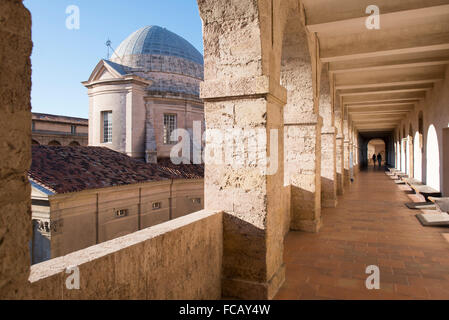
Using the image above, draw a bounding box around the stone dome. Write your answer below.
[110,25,203,95]
[111,25,203,67]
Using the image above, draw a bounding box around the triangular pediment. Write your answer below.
[86,59,127,83]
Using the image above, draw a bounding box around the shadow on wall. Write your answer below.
[320,176,337,207]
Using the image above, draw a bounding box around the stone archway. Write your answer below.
[426,124,440,191]
[69,141,80,146]
[367,138,386,167]
[48,140,61,146]
[31,139,40,145]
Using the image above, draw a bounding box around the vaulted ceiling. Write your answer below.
[302,0,449,133]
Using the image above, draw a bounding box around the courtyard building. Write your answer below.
[83,25,205,163]
[1,0,449,300]
[29,145,203,264]
[31,112,88,146]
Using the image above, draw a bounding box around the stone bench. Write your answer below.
[409,184,442,202]
[416,210,449,226]
[428,197,449,213]
[402,177,423,186]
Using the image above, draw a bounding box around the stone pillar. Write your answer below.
[319,65,337,208]
[282,12,322,233]
[0,0,32,299]
[199,0,289,299]
[343,119,351,186]
[144,100,157,163]
[334,104,344,195]
[201,79,286,299]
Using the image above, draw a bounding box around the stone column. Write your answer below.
[199,0,289,299]
[0,0,32,298]
[201,78,286,300]
[335,105,344,195]
[319,66,337,208]
[282,16,322,233]
[343,118,351,186]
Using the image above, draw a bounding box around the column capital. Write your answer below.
[285,114,322,126]
[200,75,287,104]
[321,126,336,135]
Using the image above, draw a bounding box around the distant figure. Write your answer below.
[372,154,377,167]
[377,153,382,167]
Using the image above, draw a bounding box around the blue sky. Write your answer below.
[24,0,203,118]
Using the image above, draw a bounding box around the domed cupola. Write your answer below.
[110,25,203,80]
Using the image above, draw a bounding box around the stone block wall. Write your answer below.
[28,210,223,299]
[0,0,32,299]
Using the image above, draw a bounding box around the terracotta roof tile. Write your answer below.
[29,146,203,194]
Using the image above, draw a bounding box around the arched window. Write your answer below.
[48,140,61,146]
[426,125,440,191]
[408,124,414,177]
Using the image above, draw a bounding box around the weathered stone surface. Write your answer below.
[0,0,32,299]
[281,10,321,232]
[319,65,337,208]
[28,210,223,299]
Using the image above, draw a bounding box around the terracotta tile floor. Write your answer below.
[275,167,449,300]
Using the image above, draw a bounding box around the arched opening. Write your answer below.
[367,139,385,168]
[426,124,440,191]
[31,139,40,145]
[48,140,61,146]
[69,141,80,147]
[408,124,414,178]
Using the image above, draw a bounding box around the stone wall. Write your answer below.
[0,0,32,299]
[398,64,449,194]
[28,210,222,299]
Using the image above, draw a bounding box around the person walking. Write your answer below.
[372,154,377,167]
[377,153,382,167]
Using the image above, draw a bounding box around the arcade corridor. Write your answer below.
[276,168,449,299]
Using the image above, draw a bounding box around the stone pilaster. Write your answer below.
[343,140,351,186]
[285,117,322,232]
[336,136,344,195]
[321,127,337,207]
[319,65,337,208]
[282,17,322,233]
[201,76,287,300]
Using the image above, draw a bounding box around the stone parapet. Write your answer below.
[27,210,223,299]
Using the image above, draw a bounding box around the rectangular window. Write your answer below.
[102,111,112,143]
[71,125,76,134]
[115,209,128,218]
[191,198,201,204]
[152,202,161,210]
[163,114,177,144]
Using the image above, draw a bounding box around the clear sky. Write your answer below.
[24,0,203,118]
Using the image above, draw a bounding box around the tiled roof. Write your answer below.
[29,146,203,194]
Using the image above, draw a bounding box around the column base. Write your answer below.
[222,264,285,300]
[291,219,322,233]
[322,199,337,208]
